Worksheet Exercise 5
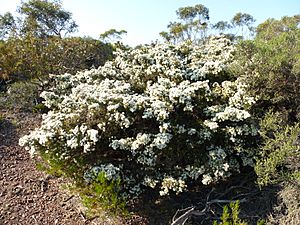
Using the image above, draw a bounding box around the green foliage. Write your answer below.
[231,13,255,28]
[212,21,232,34]
[100,28,127,43]
[35,139,126,215]
[213,201,248,225]
[56,37,114,74]
[0,35,113,81]
[80,172,126,215]
[0,0,113,81]
[35,151,65,177]
[256,15,300,41]
[0,80,40,111]
[0,12,16,39]
[35,147,81,178]
[0,35,55,80]
[0,114,4,124]
[32,103,48,113]
[233,15,300,122]
[255,111,300,187]
[234,16,300,188]
[160,4,256,44]
[36,149,126,216]
[231,13,255,38]
[160,4,210,43]
[17,0,78,37]
[257,219,266,225]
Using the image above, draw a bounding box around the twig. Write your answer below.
[207,198,247,205]
[171,207,195,225]
[214,185,251,199]
[63,195,74,202]
[172,206,194,223]
[171,188,215,225]
[170,185,256,225]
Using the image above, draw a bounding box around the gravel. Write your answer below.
[0,112,93,225]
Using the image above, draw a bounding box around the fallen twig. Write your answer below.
[170,185,257,225]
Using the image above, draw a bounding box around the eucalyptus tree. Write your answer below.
[0,0,78,39]
[212,21,232,35]
[160,4,210,44]
[17,0,78,38]
[231,12,255,38]
[160,4,256,44]
[100,28,127,43]
[256,14,300,40]
[0,12,17,39]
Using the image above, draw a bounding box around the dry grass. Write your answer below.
[267,181,300,225]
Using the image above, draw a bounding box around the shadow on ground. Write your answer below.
[129,168,282,225]
[0,117,17,146]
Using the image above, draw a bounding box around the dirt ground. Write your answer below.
[1,110,299,225]
[0,110,148,225]
[0,111,92,225]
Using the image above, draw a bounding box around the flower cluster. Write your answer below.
[159,177,187,196]
[19,36,258,197]
[84,163,121,183]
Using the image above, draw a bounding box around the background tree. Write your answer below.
[17,0,78,37]
[212,21,232,35]
[161,21,186,44]
[100,28,127,43]
[160,4,210,43]
[0,0,113,81]
[231,12,255,38]
[232,15,300,122]
[237,16,300,209]
[256,15,300,40]
[160,4,256,44]
[0,34,113,81]
[0,12,17,39]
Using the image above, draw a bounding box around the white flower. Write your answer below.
[80,125,88,134]
[19,135,30,147]
[159,123,170,133]
[214,107,251,122]
[143,177,159,188]
[187,128,197,135]
[160,177,187,196]
[203,120,219,130]
[202,174,213,185]
[151,133,173,150]
[18,36,258,197]
[84,163,120,182]
[66,137,78,149]
[87,129,98,143]
[181,165,205,180]
[176,125,186,134]
[131,133,152,150]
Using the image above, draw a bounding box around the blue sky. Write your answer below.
[1,0,299,46]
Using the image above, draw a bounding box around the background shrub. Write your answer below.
[255,111,300,187]
[230,15,300,189]
[0,80,41,111]
[0,35,113,81]
[231,15,300,123]
[213,201,249,225]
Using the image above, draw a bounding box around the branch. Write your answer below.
[170,185,255,225]
[171,207,195,225]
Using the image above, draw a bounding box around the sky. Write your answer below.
[0,0,299,46]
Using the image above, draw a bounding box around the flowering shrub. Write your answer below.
[19,36,258,198]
